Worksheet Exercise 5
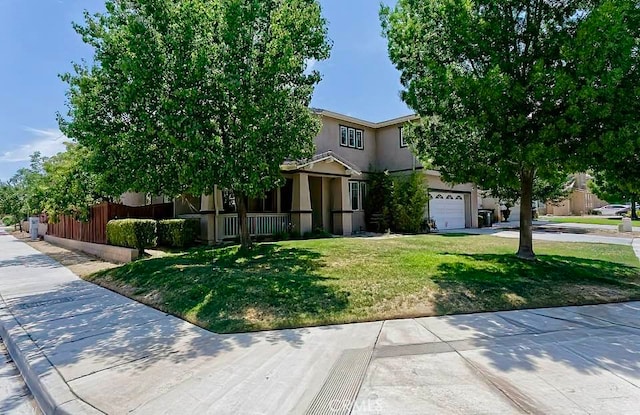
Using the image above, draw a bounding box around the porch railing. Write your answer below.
[218,213,291,240]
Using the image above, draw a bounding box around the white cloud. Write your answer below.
[0,128,69,162]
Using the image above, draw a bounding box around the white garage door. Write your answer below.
[429,193,466,230]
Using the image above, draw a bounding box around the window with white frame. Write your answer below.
[360,182,367,207]
[399,126,408,147]
[355,130,363,149]
[340,125,364,150]
[340,126,348,146]
[349,181,367,211]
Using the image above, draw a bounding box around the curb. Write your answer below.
[0,302,103,415]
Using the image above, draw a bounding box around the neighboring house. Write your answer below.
[127,109,480,243]
[479,196,546,224]
[478,173,606,222]
[546,173,607,216]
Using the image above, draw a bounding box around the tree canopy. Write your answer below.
[59,0,331,248]
[42,143,109,221]
[381,0,640,259]
[0,146,109,226]
[0,153,46,229]
[590,168,640,219]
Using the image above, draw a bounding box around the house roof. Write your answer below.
[311,108,419,129]
[281,151,362,175]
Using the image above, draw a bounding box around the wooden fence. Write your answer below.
[45,202,173,245]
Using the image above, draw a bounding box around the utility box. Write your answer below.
[29,217,39,240]
[619,217,633,233]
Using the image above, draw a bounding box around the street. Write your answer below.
[0,340,40,415]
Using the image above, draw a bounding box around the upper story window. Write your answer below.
[399,127,408,148]
[340,125,364,150]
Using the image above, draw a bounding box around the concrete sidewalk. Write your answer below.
[493,230,635,245]
[440,226,637,246]
[538,220,640,233]
[2,233,640,414]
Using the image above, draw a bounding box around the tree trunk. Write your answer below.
[632,199,638,220]
[517,168,536,260]
[235,191,252,251]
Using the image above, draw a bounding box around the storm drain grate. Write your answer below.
[14,296,77,310]
[305,348,373,415]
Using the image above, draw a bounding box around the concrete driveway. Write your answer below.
[1,233,640,414]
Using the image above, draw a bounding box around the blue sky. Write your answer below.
[0,0,408,180]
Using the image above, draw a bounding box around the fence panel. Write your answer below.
[46,202,173,245]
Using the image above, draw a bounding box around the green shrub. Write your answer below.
[392,172,429,233]
[303,227,333,239]
[364,171,429,234]
[1,215,16,226]
[106,219,157,256]
[272,230,291,241]
[157,219,200,247]
[364,171,394,232]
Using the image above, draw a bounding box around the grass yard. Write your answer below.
[87,234,640,333]
[543,216,640,226]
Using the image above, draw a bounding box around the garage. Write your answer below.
[429,192,466,230]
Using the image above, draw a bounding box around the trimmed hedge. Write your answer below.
[157,219,200,248]
[106,219,157,255]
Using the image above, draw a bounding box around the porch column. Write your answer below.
[322,177,332,232]
[331,176,353,236]
[214,187,224,242]
[470,186,479,228]
[291,173,313,234]
[276,187,282,213]
[201,193,216,244]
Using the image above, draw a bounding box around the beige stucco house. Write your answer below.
[129,109,480,243]
[545,173,607,216]
[478,173,607,221]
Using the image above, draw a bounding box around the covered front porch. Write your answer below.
[188,152,360,243]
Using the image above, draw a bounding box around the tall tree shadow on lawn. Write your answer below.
[90,243,350,334]
[432,253,640,316]
[426,253,640,381]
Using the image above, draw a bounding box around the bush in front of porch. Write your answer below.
[364,171,429,233]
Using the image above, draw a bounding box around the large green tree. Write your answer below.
[590,169,640,219]
[0,153,47,230]
[381,1,640,259]
[42,143,109,221]
[60,0,331,249]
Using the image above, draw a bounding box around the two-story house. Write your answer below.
[124,109,479,243]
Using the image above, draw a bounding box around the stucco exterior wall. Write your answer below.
[424,170,474,193]
[119,192,147,207]
[547,200,571,216]
[352,211,366,232]
[374,125,421,172]
[314,116,378,172]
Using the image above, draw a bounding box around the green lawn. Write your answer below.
[87,235,640,333]
[543,216,640,226]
